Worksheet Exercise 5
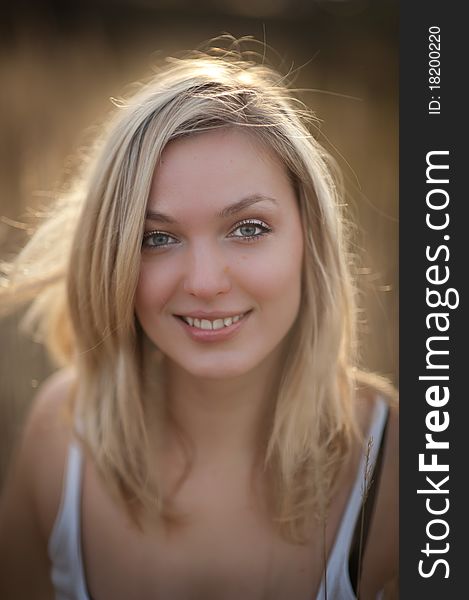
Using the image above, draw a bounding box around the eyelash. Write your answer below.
[227,219,272,241]
[142,230,178,250]
[142,219,272,250]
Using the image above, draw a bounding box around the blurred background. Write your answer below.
[0,0,398,484]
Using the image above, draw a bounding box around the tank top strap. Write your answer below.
[315,396,389,599]
[48,440,91,600]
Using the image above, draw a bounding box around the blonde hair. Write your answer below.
[1,45,392,542]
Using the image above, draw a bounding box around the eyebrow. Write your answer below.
[145,194,278,224]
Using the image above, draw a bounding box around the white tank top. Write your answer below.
[48,398,389,600]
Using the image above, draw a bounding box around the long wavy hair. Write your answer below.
[1,46,392,542]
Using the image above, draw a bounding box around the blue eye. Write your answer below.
[142,230,179,249]
[229,219,272,241]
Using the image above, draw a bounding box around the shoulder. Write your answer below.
[23,367,76,442]
[2,368,78,538]
[28,368,79,534]
[0,368,77,598]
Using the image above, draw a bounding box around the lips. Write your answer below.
[174,310,251,342]
[176,312,247,331]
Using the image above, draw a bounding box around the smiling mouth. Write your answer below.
[175,311,250,331]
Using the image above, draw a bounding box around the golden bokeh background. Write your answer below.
[0,0,398,483]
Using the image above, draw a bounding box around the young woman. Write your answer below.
[0,48,398,599]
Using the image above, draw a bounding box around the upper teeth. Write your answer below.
[181,313,244,330]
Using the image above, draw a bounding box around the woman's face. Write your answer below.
[135,128,304,379]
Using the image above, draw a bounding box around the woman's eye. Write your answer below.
[142,231,178,249]
[228,219,272,241]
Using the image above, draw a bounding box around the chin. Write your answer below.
[177,353,262,381]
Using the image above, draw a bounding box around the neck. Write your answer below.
[161,347,286,465]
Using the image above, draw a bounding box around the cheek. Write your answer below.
[236,236,303,305]
[134,260,179,315]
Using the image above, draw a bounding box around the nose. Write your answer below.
[182,242,232,299]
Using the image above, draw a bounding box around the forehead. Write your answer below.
[147,128,295,215]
